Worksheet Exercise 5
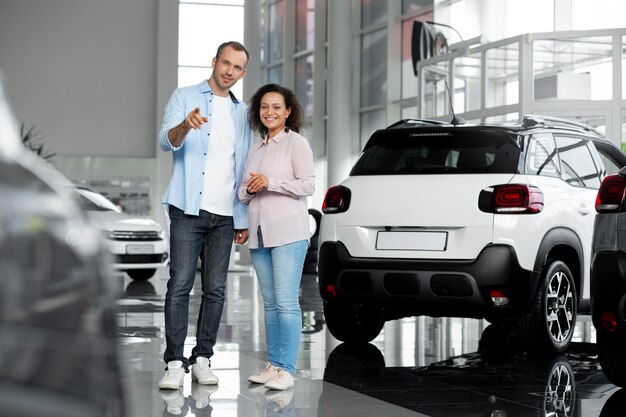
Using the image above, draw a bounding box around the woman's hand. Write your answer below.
[234,229,249,244]
[246,172,269,194]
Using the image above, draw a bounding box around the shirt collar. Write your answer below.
[262,128,288,146]
[199,80,239,104]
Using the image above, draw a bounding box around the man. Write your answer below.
[158,41,252,390]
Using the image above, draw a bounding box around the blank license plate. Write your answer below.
[376,231,447,251]
[126,244,154,254]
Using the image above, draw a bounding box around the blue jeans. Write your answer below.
[164,206,234,368]
[251,231,308,374]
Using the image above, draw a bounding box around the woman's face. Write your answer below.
[259,92,291,136]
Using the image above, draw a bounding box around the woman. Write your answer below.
[238,83,315,391]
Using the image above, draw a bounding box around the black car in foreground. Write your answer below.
[0,71,126,416]
[591,167,626,387]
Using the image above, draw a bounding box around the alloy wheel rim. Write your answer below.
[545,271,575,343]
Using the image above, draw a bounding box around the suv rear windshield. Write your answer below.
[350,128,521,175]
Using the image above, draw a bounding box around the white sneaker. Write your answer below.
[191,382,218,409]
[158,360,185,390]
[248,362,280,384]
[264,368,295,390]
[158,388,185,415]
[192,356,219,385]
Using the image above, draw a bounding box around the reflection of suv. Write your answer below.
[318,115,626,353]
[591,169,626,387]
[74,186,169,280]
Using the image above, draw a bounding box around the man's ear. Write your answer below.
[211,57,217,68]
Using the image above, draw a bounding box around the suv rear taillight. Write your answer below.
[479,184,544,214]
[596,174,626,213]
[322,185,351,214]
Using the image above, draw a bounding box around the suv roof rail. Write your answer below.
[387,118,448,129]
[522,114,603,136]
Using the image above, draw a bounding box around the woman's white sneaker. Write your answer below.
[264,369,295,390]
[248,362,280,384]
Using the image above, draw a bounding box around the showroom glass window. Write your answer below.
[400,1,433,119]
[177,0,244,98]
[295,0,315,149]
[485,41,519,109]
[266,0,285,85]
[360,0,387,152]
[533,36,612,102]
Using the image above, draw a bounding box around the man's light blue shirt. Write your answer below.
[159,80,252,229]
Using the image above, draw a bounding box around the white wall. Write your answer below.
[0,0,159,158]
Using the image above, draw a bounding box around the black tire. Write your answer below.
[517,260,577,354]
[305,249,318,263]
[308,208,322,239]
[323,301,384,343]
[302,262,317,274]
[303,209,322,275]
[127,268,156,281]
[597,331,626,387]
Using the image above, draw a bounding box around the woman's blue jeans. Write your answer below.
[164,206,234,368]
[251,236,308,374]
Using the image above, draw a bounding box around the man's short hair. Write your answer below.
[215,41,250,68]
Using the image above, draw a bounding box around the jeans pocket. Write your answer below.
[169,205,184,219]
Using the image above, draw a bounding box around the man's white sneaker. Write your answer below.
[158,360,186,390]
[264,368,295,390]
[192,356,219,385]
[248,362,280,384]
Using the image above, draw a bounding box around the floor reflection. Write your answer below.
[322,328,616,417]
[114,265,623,417]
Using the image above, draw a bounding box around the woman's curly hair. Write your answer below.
[248,83,302,137]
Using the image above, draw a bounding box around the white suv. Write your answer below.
[74,186,169,280]
[318,115,626,353]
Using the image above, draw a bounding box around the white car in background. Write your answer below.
[318,115,626,354]
[74,186,169,280]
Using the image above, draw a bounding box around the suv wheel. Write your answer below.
[518,260,577,353]
[323,302,384,343]
[127,268,156,281]
[597,331,626,387]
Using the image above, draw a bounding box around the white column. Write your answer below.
[554,0,574,31]
[154,0,179,234]
[243,0,263,99]
[327,0,354,187]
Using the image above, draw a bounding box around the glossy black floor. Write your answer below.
[114,257,625,417]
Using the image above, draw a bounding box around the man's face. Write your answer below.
[211,46,248,91]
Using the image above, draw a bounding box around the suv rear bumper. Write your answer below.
[318,241,539,320]
[591,251,626,336]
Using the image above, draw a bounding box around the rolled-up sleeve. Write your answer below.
[159,89,185,152]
